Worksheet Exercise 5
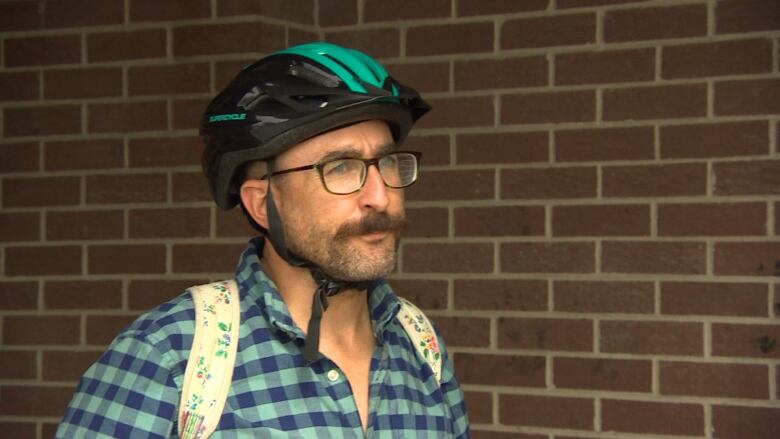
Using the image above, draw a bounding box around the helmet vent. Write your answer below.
[237,86,269,111]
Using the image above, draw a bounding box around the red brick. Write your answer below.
[663,38,772,79]
[501,242,595,273]
[714,160,780,195]
[46,210,124,241]
[713,323,780,359]
[2,422,39,439]
[554,357,651,392]
[417,96,494,129]
[172,97,209,130]
[554,280,654,314]
[403,134,450,166]
[0,142,38,173]
[128,63,211,96]
[0,282,38,310]
[602,399,703,436]
[42,0,124,28]
[287,28,318,47]
[556,48,654,85]
[716,78,780,116]
[712,405,780,439]
[0,212,40,242]
[87,29,167,62]
[659,202,766,236]
[407,169,494,201]
[5,245,82,276]
[459,0,548,16]
[499,317,593,351]
[129,136,202,168]
[458,131,548,164]
[603,241,706,275]
[4,35,80,67]
[0,350,36,379]
[0,1,43,32]
[385,62,449,94]
[407,22,494,56]
[86,173,167,204]
[42,350,102,381]
[605,4,707,42]
[499,394,592,429]
[502,90,596,124]
[129,207,210,238]
[128,279,206,310]
[558,0,649,7]
[502,13,596,49]
[174,22,285,57]
[4,105,81,137]
[89,101,168,133]
[553,204,649,237]
[218,0,314,24]
[173,172,212,202]
[3,316,80,345]
[602,321,703,355]
[172,243,247,273]
[455,56,548,90]
[715,242,780,277]
[436,317,490,348]
[456,206,545,237]
[603,163,707,197]
[86,315,138,345]
[402,243,494,273]
[661,361,769,399]
[0,385,76,416]
[502,167,597,199]
[455,353,546,387]
[130,0,211,22]
[45,138,124,171]
[89,244,167,274]
[405,207,448,238]
[44,280,123,310]
[319,0,358,26]
[472,433,544,439]
[464,391,492,424]
[454,279,548,311]
[716,0,780,34]
[2,176,80,208]
[322,29,400,60]
[389,279,448,311]
[41,424,58,439]
[604,84,707,121]
[660,121,769,159]
[365,0,449,22]
[662,282,768,317]
[0,71,39,101]
[215,207,259,238]
[555,126,654,162]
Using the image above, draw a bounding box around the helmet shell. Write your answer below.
[201,42,430,209]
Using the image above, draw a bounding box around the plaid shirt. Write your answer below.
[57,238,470,438]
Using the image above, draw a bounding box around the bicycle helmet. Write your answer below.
[200,42,430,362]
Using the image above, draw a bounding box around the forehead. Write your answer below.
[278,120,394,165]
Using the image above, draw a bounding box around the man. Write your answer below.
[57,42,470,437]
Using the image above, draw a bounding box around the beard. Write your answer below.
[283,210,408,282]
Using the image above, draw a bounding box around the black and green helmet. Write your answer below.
[202,41,431,210]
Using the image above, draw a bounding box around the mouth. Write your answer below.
[358,230,391,242]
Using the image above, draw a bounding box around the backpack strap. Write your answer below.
[396,297,442,385]
[179,280,240,439]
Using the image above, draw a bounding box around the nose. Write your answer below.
[358,163,390,212]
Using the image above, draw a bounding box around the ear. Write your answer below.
[240,179,270,230]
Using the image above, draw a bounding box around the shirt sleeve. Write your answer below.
[55,332,180,439]
[435,328,471,439]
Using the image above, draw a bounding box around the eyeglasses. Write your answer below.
[265,151,422,195]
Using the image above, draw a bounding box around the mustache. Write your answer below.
[334,212,409,239]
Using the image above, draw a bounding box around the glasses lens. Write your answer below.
[379,152,418,188]
[321,158,365,194]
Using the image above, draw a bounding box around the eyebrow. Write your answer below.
[316,142,396,163]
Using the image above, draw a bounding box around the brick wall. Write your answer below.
[1,0,778,438]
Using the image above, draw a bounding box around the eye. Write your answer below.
[323,159,354,177]
[378,154,399,169]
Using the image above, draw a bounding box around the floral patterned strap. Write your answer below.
[396,297,442,385]
[179,280,240,439]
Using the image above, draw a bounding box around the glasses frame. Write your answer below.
[264,150,422,195]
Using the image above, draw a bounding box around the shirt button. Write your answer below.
[327,369,340,382]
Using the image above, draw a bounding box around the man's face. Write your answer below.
[271,120,408,282]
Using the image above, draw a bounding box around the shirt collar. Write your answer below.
[235,237,402,341]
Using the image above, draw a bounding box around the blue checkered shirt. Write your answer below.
[57,238,470,438]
